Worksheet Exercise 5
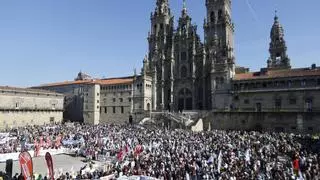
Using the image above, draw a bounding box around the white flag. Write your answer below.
[217,151,222,173]
[245,149,250,163]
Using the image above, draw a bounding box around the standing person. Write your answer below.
[293,153,300,178]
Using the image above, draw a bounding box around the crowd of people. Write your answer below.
[0,123,319,179]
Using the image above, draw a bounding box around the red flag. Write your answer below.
[19,151,33,180]
[135,145,142,153]
[125,144,129,153]
[134,145,143,157]
[117,150,124,161]
[45,152,54,180]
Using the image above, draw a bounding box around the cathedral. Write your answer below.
[142,0,236,112]
[141,0,320,132]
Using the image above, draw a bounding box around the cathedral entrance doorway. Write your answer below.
[178,88,193,111]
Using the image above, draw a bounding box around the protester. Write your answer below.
[0,123,319,179]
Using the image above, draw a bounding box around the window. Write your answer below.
[301,80,306,87]
[97,106,99,109]
[210,11,215,23]
[121,106,124,114]
[50,117,54,123]
[317,79,320,85]
[119,98,123,102]
[275,99,282,110]
[305,99,313,112]
[52,104,56,109]
[181,52,187,61]
[181,66,187,78]
[262,83,267,88]
[289,98,297,105]
[113,107,116,113]
[256,103,262,112]
[104,107,107,113]
[113,98,116,102]
[97,100,99,103]
[15,103,19,109]
[97,93,100,96]
[288,81,292,87]
[218,9,223,20]
[128,98,131,102]
[244,99,250,104]
[85,105,88,109]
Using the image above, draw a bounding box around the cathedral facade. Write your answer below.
[143,0,235,112]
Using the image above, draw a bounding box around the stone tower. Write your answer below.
[173,0,204,111]
[204,0,235,110]
[267,12,291,69]
[147,0,174,110]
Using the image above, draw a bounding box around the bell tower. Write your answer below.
[148,0,174,110]
[267,12,291,69]
[204,0,235,110]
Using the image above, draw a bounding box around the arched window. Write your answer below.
[154,24,157,33]
[210,11,215,23]
[218,10,223,20]
[181,66,187,78]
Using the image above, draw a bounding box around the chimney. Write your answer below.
[311,64,316,69]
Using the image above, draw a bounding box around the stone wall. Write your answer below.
[0,111,62,129]
[0,87,64,129]
[204,111,320,134]
[99,82,133,124]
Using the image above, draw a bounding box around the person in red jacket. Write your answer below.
[293,153,300,177]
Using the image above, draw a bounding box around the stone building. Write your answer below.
[144,0,235,112]
[36,73,151,125]
[0,86,64,129]
[142,0,320,133]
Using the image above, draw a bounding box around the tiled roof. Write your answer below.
[98,78,134,85]
[234,68,320,81]
[37,80,92,87]
[36,76,134,87]
[0,86,63,95]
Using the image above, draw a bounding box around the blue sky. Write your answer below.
[0,0,319,87]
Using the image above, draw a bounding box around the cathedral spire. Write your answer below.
[182,0,187,16]
[155,0,170,15]
[267,12,291,69]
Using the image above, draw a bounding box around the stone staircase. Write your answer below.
[147,111,198,129]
